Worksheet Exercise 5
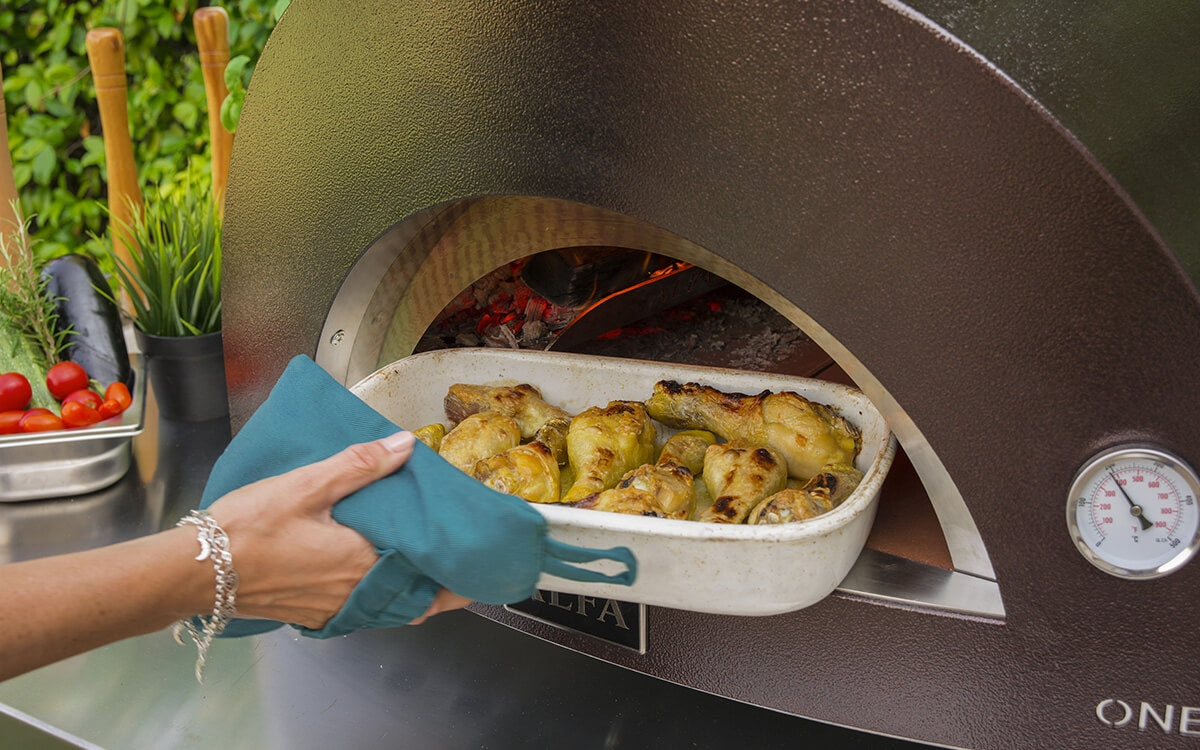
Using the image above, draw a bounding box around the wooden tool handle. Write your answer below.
[86,28,140,273]
[194,6,234,209]
[0,60,22,262]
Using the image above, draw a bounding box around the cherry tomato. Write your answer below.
[0,372,32,412]
[45,361,89,401]
[61,401,103,428]
[19,408,64,432]
[63,388,103,410]
[0,410,24,434]
[104,382,133,411]
[98,399,124,420]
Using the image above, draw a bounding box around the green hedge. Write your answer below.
[2,0,285,265]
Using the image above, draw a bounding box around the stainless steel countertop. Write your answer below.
[0,394,922,749]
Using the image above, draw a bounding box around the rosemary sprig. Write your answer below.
[0,203,74,365]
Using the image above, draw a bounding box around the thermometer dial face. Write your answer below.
[1067,447,1200,579]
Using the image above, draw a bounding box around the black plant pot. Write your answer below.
[136,329,229,422]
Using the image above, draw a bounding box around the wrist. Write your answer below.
[171,510,240,682]
[157,526,225,620]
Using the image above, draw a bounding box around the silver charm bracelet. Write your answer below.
[172,509,239,683]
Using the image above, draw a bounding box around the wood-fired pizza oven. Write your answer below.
[220,2,1200,747]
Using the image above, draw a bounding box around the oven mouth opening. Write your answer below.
[316,195,1005,620]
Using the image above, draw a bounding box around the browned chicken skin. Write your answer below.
[445,383,571,439]
[472,440,561,504]
[413,423,446,451]
[573,487,666,517]
[438,411,521,473]
[616,429,715,519]
[561,401,657,504]
[532,417,570,465]
[645,380,861,480]
[575,429,716,519]
[700,440,788,523]
[656,429,714,475]
[748,463,864,524]
[437,379,865,526]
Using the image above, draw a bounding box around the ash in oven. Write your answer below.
[566,286,816,372]
[416,257,822,375]
[415,260,575,352]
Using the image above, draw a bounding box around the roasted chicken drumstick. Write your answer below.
[572,487,666,517]
[645,380,860,480]
[532,417,570,465]
[561,400,656,504]
[413,423,446,451]
[748,463,864,524]
[444,383,571,439]
[574,429,716,519]
[612,429,715,519]
[438,411,521,472]
[472,440,561,504]
[700,440,788,523]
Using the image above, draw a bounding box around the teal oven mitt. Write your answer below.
[198,354,637,638]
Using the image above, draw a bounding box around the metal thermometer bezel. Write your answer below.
[1067,445,1200,579]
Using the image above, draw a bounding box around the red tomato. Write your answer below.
[0,410,24,434]
[61,401,103,428]
[98,399,124,420]
[63,388,103,410]
[104,382,133,411]
[19,408,64,432]
[0,372,32,412]
[45,361,89,400]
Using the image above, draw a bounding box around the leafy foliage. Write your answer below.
[1,1,284,266]
[219,53,249,133]
[0,202,73,366]
[102,179,222,336]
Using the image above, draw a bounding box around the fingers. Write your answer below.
[408,588,472,626]
[287,431,416,514]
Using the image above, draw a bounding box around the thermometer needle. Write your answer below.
[1109,470,1153,531]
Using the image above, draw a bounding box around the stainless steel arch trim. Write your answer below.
[315,200,478,385]
[315,195,998,586]
[746,281,997,581]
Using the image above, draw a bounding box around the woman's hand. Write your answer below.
[207,430,469,629]
[410,588,473,626]
[0,431,471,683]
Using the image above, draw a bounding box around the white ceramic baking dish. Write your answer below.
[351,348,896,616]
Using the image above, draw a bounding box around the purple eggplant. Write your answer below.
[41,253,132,388]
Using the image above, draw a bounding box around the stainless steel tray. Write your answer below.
[0,357,147,502]
[352,349,897,616]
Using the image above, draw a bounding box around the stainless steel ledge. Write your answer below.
[838,548,1006,620]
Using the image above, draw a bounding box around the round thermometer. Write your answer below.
[1067,446,1200,579]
